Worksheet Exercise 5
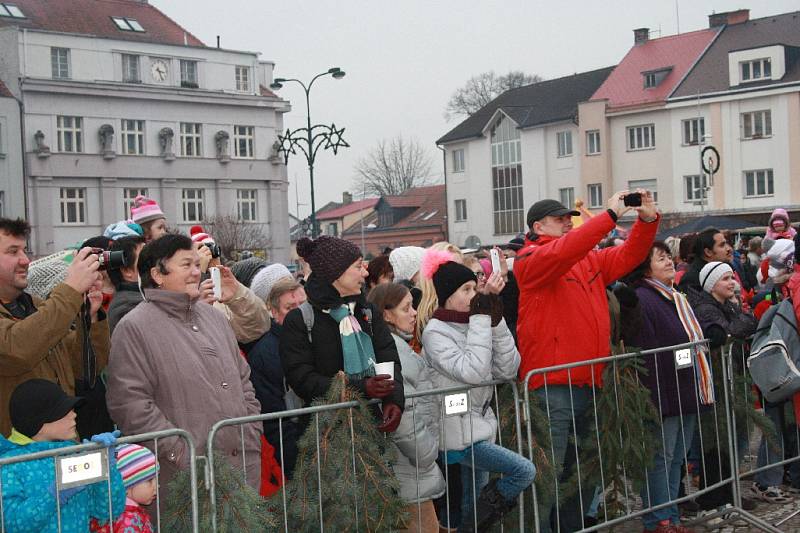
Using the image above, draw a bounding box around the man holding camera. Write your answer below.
[514,190,659,532]
[0,218,110,436]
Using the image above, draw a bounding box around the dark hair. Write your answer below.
[81,235,112,250]
[625,241,672,286]
[137,234,193,289]
[0,218,30,239]
[108,236,145,288]
[366,255,394,288]
[678,233,697,263]
[693,228,721,260]
[367,282,410,316]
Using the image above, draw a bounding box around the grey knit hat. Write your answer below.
[229,257,267,287]
[25,251,71,300]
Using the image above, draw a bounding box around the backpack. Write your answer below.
[297,301,373,342]
[747,298,800,403]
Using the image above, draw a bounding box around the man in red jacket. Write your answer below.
[515,189,659,532]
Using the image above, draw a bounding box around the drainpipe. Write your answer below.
[437,144,448,242]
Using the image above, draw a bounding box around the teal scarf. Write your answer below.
[326,302,377,379]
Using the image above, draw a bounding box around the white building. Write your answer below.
[0,0,291,260]
[0,80,22,219]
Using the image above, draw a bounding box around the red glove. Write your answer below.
[377,403,402,433]
[364,375,394,399]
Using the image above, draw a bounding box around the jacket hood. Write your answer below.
[304,273,365,311]
[769,208,791,226]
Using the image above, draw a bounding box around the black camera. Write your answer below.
[89,248,128,271]
[204,242,221,259]
[623,192,642,207]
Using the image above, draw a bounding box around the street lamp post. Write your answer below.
[271,67,349,239]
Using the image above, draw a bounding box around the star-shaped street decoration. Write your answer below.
[323,123,349,155]
[276,128,298,164]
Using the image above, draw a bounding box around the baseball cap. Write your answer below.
[10,379,85,438]
[526,200,580,228]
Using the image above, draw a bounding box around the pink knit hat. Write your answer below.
[189,225,214,244]
[130,195,165,225]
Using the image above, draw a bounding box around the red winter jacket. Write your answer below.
[514,212,660,389]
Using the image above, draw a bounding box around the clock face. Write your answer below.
[150,59,169,82]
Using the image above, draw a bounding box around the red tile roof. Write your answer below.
[316,197,378,221]
[0,80,12,98]
[592,28,718,109]
[0,0,204,47]
[343,185,446,235]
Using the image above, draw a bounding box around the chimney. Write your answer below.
[708,9,750,28]
[342,191,353,204]
[633,28,649,45]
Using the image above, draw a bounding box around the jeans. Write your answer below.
[459,440,536,525]
[535,385,595,533]
[641,414,696,530]
[755,401,800,487]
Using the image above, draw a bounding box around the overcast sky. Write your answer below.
[154,0,797,218]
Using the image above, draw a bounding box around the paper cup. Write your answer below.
[373,362,394,380]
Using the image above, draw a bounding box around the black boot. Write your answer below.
[458,479,517,532]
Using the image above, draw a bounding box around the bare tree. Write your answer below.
[354,135,433,197]
[445,70,544,121]
[202,215,271,261]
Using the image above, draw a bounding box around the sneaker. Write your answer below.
[751,483,793,503]
[643,520,673,533]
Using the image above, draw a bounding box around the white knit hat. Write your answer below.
[699,261,733,294]
[389,246,425,282]
[766,238,795,279]
[250,263,292,302]
[25,251,71,300]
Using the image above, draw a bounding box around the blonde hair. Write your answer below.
[415,242,464,340]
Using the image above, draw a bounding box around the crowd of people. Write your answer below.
[0,191,798,533]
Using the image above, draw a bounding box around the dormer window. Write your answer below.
[112,17,146,32]
[644,73,657,88]
[741,58,771,82]
[0,3,25,18]
[642,68,672,89]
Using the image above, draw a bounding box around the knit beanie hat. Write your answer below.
[296,236,362,284]
[115,443,158,489]
[766,238,795,279]
[251,263,293,302]
[389,246,425,282]
[104,221,144,240]
[229,257,267,287]
[130,195,165,225]
[699,261,733,294]
[10,379,84,438]
[25,250,71,300]
[421,248,476,305]
[189,225,214,244]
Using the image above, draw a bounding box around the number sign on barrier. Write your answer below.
[57,449,108,489]
[674,348,693,369]
[444,392,469,416]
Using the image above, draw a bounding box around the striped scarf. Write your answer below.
[325,302,377,380]
[644,278,714,405]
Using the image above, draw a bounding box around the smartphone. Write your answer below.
[490,248,502,274]
[209,267,222,300]
[623,192,642,207]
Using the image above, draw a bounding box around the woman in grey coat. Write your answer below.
[368,283,445,533]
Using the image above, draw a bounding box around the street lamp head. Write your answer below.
[328,67,346,80]
[270,78,286,90]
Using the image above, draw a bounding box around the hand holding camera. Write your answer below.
[64,247,103,295]
[608,189,658,221]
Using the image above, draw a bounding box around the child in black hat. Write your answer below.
[0,379,126,532]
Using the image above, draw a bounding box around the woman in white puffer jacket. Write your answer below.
[419,249,535,533]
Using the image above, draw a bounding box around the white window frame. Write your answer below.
[235,65,251,92]
[490,116,524,235]
[236,189,257,222]
[180,60,198,87]
[121,119,145,155]
[559,187,575,209]
[586,130,601,155]
[0,4,25,18]
[452,149,465,173]
[179,122,202,157]
[56,116,83,153]
[556,130,573,158]
[644,72,657,88]
[587,183,603,208]
[454,199,467,221]
[326,222,338,237]
[627,124,655,151]
[744,169,774,198]
[628,179,658,204]
[684,175,708,203]
[233,125,255,159]
[59,187,86,224]
[740,58,771,82]
[123,188,147,218]
[741,110,772,140]
[122,54,140,83]
[181,188,205,222]
[682,118,705,146]
[51,47,70,79]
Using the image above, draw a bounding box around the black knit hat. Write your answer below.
[433,261,477,305]
[10,379,84,438]
[297,236,362,284]
[230,257,267,287]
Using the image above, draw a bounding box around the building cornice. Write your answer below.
[668,80,800,105]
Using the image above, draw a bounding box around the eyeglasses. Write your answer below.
[474,271,485,279]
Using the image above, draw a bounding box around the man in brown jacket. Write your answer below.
[0,218,110,436]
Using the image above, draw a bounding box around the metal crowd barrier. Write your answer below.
[0,428,199,533]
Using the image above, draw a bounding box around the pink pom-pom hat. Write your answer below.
[130,195,165,225]
[421,248,455,280]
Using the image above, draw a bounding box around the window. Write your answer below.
[741,58,771,82]
[0,3,24,18]
[179,123,202,157]
[559,188,575,209]
[642,68,671,89]
[684,175,708,202]
[326,223,338,237]
[454,199,467,221]
[233,125,254,158]
[627,124,655,151]
[490,116,524,235]
[180,60,198,87]
[182,188,204,222]
[744,169,774,198]
[588,184,603,208]
[452,149,465,173]
[123,188,147,218]
[644,73,657,88]
[556,131,573,157]
[741,110,772,139]
[121,119,145,155]
[682,118,705,145]
[51,48,70,79]
[111,17,145,32]
[628,179,658,203]
[237,189,257,221]
[59,188,86,224]
[57,116,83,153]
[122,54,140,83]
[235,66,250,92]
[586,130,601,155]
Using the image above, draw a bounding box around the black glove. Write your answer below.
[614,284,639,309]
[470,293,503,326]
[377,402,402,433]
[364,375,394,399]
